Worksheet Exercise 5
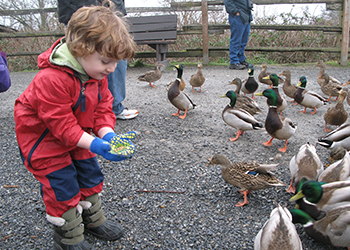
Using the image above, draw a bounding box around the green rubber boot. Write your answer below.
[48,206,93,250]
[81,194,123,241]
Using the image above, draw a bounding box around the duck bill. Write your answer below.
[289,190,305,201]
[262,75,270,80]
[255,92,263,96]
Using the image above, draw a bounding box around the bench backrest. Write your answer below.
[126,14,177,42]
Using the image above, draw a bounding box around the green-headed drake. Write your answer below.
[228,78,262,115]
[262,73,287,115]
[294,76,327,114]
[221,90,263,142]
[168,64,196,119]
[256,89,297,153]
[290,180,350,220]
[290,205,350,249]
[241,64,259,99]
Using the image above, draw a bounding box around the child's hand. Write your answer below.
[90,137,132,161]
[102,131,137,159]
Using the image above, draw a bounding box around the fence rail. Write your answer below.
[0,0,349,65]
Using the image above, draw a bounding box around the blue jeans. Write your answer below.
[107,59,127,116]
[228,14,251,64]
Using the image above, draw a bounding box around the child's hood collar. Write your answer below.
[50,38,90,82]
[37,37,91,83]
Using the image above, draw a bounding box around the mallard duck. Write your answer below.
[290,180,350,220]
[290,205,350,249]
[279,70,298,102]
[318,73,342,102]
[166,73,185,91]
[254,204,303,250]
[324,89,348,132]
[330,146,347,162]
[221,91,263,142]
[137,63,163,88]
[316,60,342,86]
[258,62,284,88]
[317,122,350,150]
[318,151,350,183]
[256,89,297,153]
[262,73,287,115]
[208,154,285,207]
[324,146,347,167]
[287,143,324,194]
[294,76,327,114]
[189,62,205,92]
[229,78,262,115]
[241,65,259,99]
[167,64,196,119]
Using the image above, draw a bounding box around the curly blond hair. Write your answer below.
[66,3,135,60]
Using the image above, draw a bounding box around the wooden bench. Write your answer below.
[126,14,177,62]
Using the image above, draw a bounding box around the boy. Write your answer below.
[14,3,136,249]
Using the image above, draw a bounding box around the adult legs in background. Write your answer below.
[107,59,138,119]
[228,15,249,70]
[238,22,251,64]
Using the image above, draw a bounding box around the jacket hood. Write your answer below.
[37,37,90,82]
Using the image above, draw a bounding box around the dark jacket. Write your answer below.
[224,0,253,25]
[57,0,126,25]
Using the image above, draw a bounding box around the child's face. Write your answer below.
[77,52,119,80]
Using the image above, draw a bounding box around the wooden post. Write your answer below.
[340,0,349,65]
[202,0,209,65]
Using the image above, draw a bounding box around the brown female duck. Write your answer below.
[208,154,285,207]
[138,63,163,88]
[258,62,284,88]
[189,62,205,92]
[318,73,342,102]
[279,70,298,102]
[324,89,348,132]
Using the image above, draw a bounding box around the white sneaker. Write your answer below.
[116,108,139,120]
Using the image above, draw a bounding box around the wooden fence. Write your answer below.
[0,0,349,65]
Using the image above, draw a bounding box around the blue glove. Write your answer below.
[102,131,136,159]
[102,131,137,142]
[90,137,130,162]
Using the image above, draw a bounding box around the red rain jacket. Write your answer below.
[14,38,115,171]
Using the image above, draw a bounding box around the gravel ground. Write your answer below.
[1,63,349,249]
